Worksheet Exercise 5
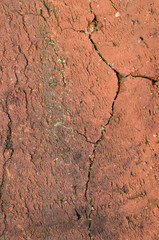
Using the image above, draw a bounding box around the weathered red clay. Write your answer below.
[0,0,159,239]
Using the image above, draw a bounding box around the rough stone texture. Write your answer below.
[89,77,159,240]
[0,0,159,239]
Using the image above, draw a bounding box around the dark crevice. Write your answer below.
[18,45,29,83]
[129,74,158,85]
[89,33,158,85]
[62,8,158,239]
[16,11,32,44]
[85,12,158,238]
[89,34,125,78]
[85,36,123,196]
[84,73,122,200]
[89,0,93,13]
[66,28,158,86]
[109,0,118,11]
[14,67,19,86]
[40,8,47,22]
[30,153,37,168]
[75,130,95,144]
[0,94,14,237]
[75,209,81,220]
[84,15,125,238]
[2,96,14,154]
[85,155,95,199]
[63,27,85,34]
[21,15,32,43]
[84,71,121,239]
[23,89,29,120]
[42,0,51,17]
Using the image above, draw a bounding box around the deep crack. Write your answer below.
[89,34,158,84]
[42,0,51,17]
[89,34,124,78]
[129,74,158,84]
[89,0,93,13]
[84,5,130,236]
[23,89,29,120]
[75,130,95,144]
[40,8,47,22]
[85,12,158,238]
[109,0,118,11]
[85,40,123,240]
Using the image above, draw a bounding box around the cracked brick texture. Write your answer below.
[0,0,159,240]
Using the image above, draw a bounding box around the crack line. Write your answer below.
[74,130,95,144]
[0,94,14,237]
[84,7,158,238]
[85,72,121,239]
[84,3,129,237]
[84,41,122,239]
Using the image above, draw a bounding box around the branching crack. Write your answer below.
[89,34,159,84]
[75,130,95,144]
[84,8,129,239]
[84,62,122,240]
[16,11,32,44]
[84,8,158,238]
